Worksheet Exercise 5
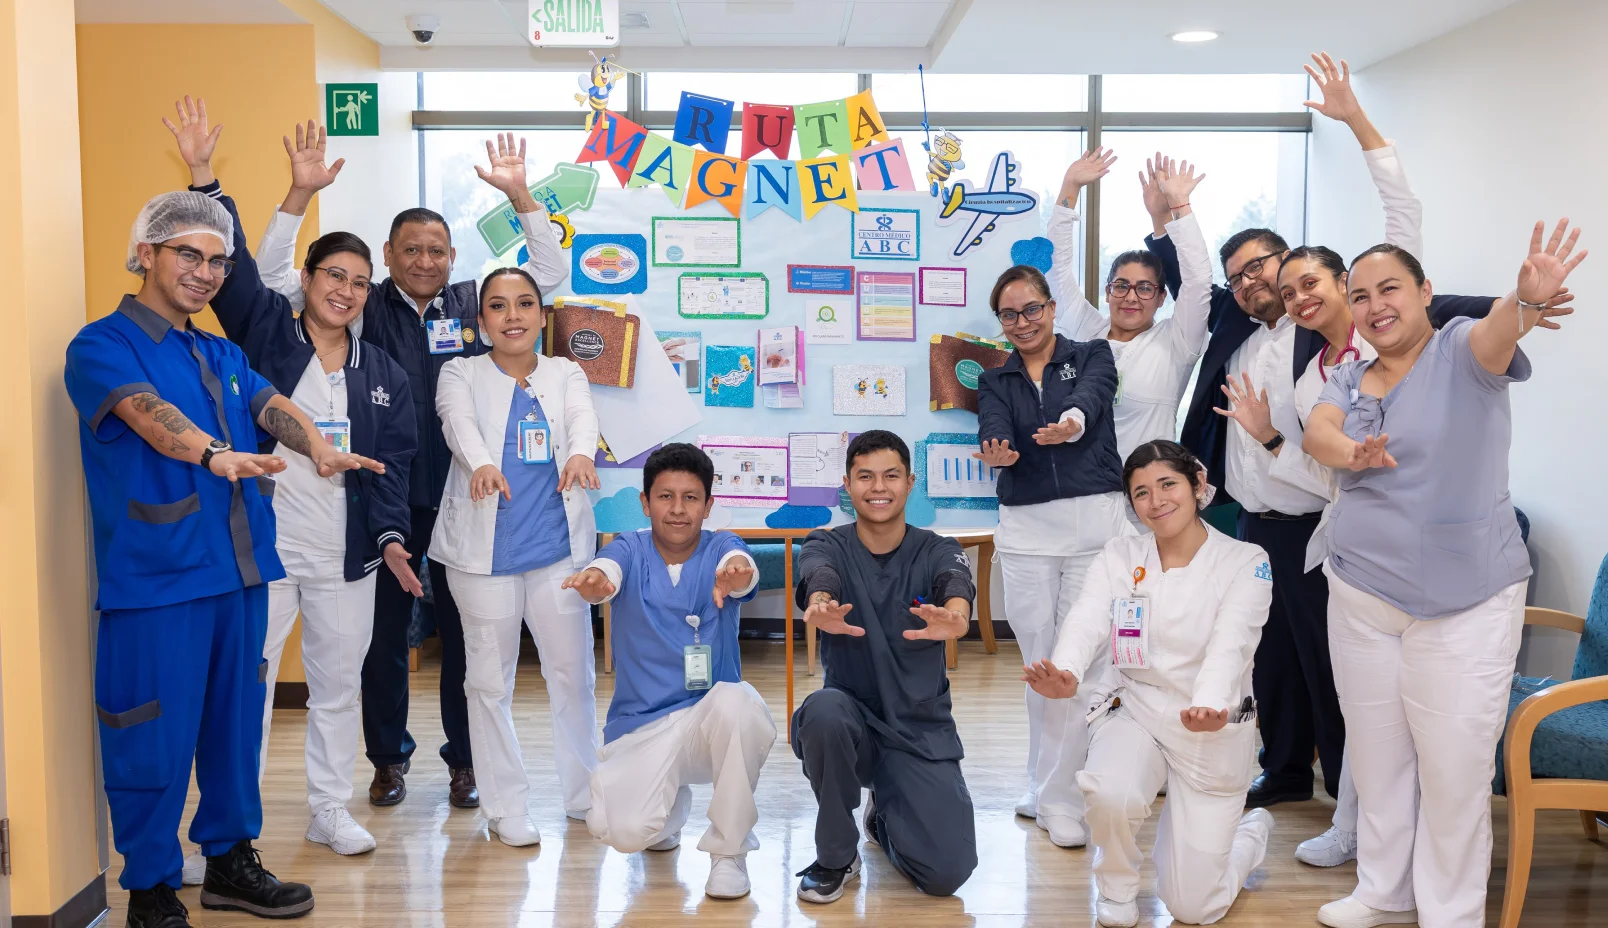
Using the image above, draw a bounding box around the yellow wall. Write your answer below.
[279,0,382,80]
[0,0,101,915]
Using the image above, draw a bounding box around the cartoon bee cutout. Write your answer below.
[856,378,869,397]
[738,354,753,373]
[923,129,965,201]
[874,378,888,397]
[575,53,622,132]
[707,374,721,395]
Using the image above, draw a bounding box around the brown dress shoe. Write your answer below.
[449,767,479,809]
[369,763,407,807]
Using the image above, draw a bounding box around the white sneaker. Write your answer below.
[306,806,378,856]
[488,815,542,847]
[181,850,206,886]
[1014,790,1038,818]
[1297,825,1358,867]
[565,808,589,822]
[1317,895,1418,928]
[1096,895,1139,927]
[647,831,682,852]
[1037,814,1087,848]
[705,855,751,899]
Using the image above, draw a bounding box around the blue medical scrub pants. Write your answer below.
[95,586,268,890]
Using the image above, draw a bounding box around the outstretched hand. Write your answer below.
[558,453,601,492]
[163,95,223,186]
[470,464,513,502]
[384,542,424,598]
[1213,372,1276,445]
[1059,147,1117,206]
[284,120,345,193]
[475,132,535,204]
[1302,52,1362,123]
[1033,418,1083,445]
[712,558,756,608]
[1517,219,1588,330]
[905,601,969,641]
[1180,706,1230,733]
[973,438,1020,467]
[804,598,864,637]
[1022,659,1079,699]
[1139,151,1171,227]
[1155,157,1205,210]
[1345,434,1397,471]
[561,567,616,604]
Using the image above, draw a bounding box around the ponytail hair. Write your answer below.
[1123,440,1213,510]
[1280,245,1346,282]
[479,266,543,308]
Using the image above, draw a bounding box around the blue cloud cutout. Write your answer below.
[592,487,649,534]
[1011,236,1054,273]
[765,505,833,529]
[905,485,937,528]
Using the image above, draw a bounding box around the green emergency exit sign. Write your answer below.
[326,83,378,137]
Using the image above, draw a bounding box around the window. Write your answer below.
[872,73,1088,113]
[644,72,858,111]
[421,72,593,111]
[1101,74,1308,113]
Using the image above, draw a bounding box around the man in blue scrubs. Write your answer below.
[66,191,383,928]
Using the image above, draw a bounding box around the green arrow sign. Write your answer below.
[475,162,600,256]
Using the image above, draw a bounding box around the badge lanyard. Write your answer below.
[677,549,714,690]
[1111,562,1151,670]
[313,369,351,486]
[515,383,552,465]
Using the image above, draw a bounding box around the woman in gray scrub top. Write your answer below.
[1300,222,1587,928]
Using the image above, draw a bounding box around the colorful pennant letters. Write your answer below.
[845,90,889,149]
[741,103,795,160]
[799,154,858,218]
[854,139,917,192]
[746,159,801,221]
[577,110,648,185]
[672,92,735,154]
[686,151,748,217]
[794,99,851,159]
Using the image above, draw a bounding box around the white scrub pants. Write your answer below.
[587,681,776,857]
[1000,551,1098,823]
[1078,708,1264,924]
[259,547,377,814]
[1324,563,1526,928]
[446,561,599,820]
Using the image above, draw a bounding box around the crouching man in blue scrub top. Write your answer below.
[65,191,385,928]
[563,444,774,900]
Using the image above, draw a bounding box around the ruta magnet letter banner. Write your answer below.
[854,139,917,192]
[794,99,851,159]
[577,110,649,184]
[741,103,795,160]
[845,90,889,149]
[685,151,748,217]
[745,160,802,221]
[672,92,735,154]
[799,154,858,219]
[628,134,695,206]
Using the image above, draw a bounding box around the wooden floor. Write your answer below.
[117,640,1606,927]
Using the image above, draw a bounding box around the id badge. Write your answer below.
[518,420,552,464]
[427,318,464,355]
[683,644,713,690]
[1111,596,1149,669]
[314,417,351,454]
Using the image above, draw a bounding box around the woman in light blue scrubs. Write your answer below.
[1301,223,1587,928]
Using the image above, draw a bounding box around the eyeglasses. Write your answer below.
[1106,280,1161,300]
[996,302,1049,327]
[1227,251,1285,292]
[311,266,373,297]
[157,244,235,277]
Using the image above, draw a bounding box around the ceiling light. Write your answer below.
[1171,30,1219,43]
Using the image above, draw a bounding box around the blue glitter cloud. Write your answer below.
[592,487,649,534]
[765,505,833,529]
[1011,236,1054,273]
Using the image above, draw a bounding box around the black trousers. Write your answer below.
[791,688,977,897]
[1237,509,1345,797]
[364,505,472,770]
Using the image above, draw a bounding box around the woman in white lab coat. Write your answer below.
[1024,440,1275,927]
[1049,150,1214,461]
[429,267,603,847]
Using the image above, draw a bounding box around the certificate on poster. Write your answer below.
[699,436,789,507]
[851,207,920,262]
[787,264,855,294]
[919,267,968,306]
[758,326,801,385]
[678,273,770,320]
[788,431,855,506]
[926,442,1000,498]
[652,216,741,267]
[856,271,916,341]
[805,298,853,345]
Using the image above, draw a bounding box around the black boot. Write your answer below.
[126,884,190,927]
[199,841,314,919]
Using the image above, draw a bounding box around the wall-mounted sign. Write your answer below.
[528,0,619,47]
[325,83,378,137]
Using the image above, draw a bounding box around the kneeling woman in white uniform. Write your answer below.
[430,267,603,846]
[1025,440,1275,927]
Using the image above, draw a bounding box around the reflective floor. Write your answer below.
[113,639,1606,926]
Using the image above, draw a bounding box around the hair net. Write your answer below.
[125,191,235,275]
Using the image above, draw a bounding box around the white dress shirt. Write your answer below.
[1223,317,1329,516]
[271,357,348,556]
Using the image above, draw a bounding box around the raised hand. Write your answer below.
[384,542,424,598]
[804,597,864,637]
[1528,287,1576,331]
[1213,373,1277,445]
[283,120,346,193]
[475,132,532,200]
[1344,433,1397,471]
[1180,706,1230,732]
[558,453,601,491]
[1033,418,1083,445]
[973,438,1020,467]
[561,567,617,604]
[1302,52,1362,123]
[207,450,286,482]
[1059,147,1117,206]
[1155,157,1205,210]
[471,464,512,502]
[162,95,223,185]
[1518,219,1588,323]
[904,601,969,641]
[1139,151,1171,228]
[1022,659,1079,699]
[712,558,756,608]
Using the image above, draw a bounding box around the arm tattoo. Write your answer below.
[262,405,313,456]
[129,394,201,435]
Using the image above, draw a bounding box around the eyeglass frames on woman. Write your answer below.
[1106,280,1161,300]
[996,302,1049,327]
[157,243,235,278]
[311,266,373,297]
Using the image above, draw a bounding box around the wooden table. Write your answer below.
[598,526,997,743]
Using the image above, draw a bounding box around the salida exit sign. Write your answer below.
[528,0,619,47]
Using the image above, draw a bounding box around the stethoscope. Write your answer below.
[1318,326,1362,382]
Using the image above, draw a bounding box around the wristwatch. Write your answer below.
[1261,433,1285,453]
[199,439,231,473]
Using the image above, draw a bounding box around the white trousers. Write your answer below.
[1325,563,1525,927]
[446,562,599,819]
[260,546,377,814]
[587,681,776,857]
[1333,754,1357,833]
[1000,551,1099,821]
[1078,709,1264,924]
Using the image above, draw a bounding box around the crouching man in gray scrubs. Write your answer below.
[791,430,979,904]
